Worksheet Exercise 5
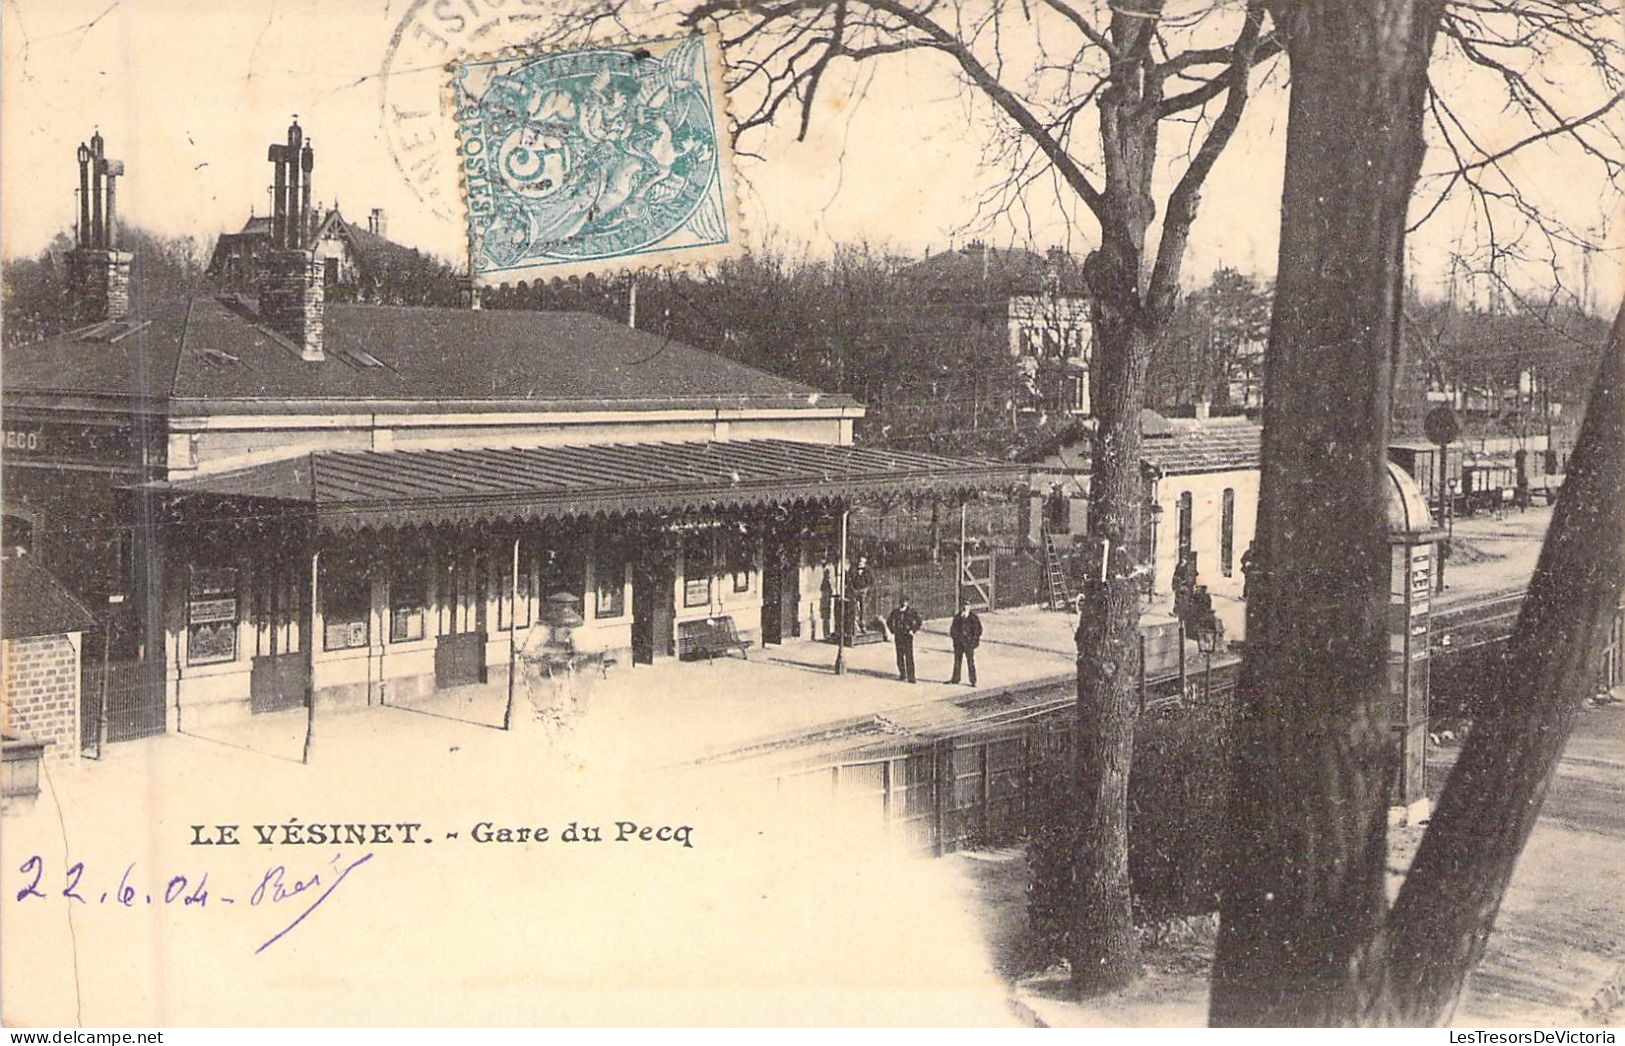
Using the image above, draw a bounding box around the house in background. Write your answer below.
[210,203,454,304]
[902,241,1093,417]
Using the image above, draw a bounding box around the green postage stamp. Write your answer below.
[453,34,742,284]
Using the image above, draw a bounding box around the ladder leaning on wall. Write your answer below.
[1041,527,1074,611]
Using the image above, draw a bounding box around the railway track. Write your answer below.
[1432,588,1525,656]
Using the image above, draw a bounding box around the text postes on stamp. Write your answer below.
[454,34,741,284]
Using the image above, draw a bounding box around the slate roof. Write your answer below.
[3,298,854,415]
[148,439,1029,532]
[210,210,415,278]
[332,216,426,279]
[0,303,192,405]
[1141,419,1262,475]
[206,216,276,275]
[1023,415,1262,476]
[1,558,97,639]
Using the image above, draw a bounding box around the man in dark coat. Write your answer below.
[886,596,923,683]
[948,597,983,686]
[848,555,876,636]
[1172,550,1198,623]
[818,566,834,639]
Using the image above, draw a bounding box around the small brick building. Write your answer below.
[2,557,96,764]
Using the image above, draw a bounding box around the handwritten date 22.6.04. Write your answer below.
[12,851,374,955]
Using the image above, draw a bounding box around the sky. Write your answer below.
[2,0,1620,311]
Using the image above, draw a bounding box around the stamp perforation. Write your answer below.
[444,29,749,288]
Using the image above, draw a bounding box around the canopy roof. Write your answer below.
[147,439,1029,532]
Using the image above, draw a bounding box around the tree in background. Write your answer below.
[2,228,211,344]
[1191,267,1272,410]
[482,244,1029,457]
[1149,267,1273,412]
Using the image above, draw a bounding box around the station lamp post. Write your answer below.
[1194,610,1223,702]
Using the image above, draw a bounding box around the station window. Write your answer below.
[1221,489,1236,577]
[683,531,713,608]
[539,544,585,604]
[322,557,370,650]
[725,527,754,594]
[495,551,535,632]
[390,559,427,643]
[187,567,239,666]
[1177,491,1193,563]
[595,545,626,618]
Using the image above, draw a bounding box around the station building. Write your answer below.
[1,125,1024,744]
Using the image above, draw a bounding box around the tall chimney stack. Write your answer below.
[284,119,302,249]
[300,137,314,247]
[67,130,132,323]
[269,137,288,248]
[259,118,324,361]
[90,131,104,248]
[76,143,91,246]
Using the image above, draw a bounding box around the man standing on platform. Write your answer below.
[849,555,876,637]
[819,565,834,639]
[887,596,922,683]
[948,597,982,686]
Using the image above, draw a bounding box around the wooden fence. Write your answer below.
[763,658,1242,856]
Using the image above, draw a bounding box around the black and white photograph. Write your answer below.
[0,0,1620,1032]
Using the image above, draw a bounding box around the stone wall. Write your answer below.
[1,633,82,763]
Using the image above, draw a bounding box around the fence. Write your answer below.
[82,655,167,749]
[764,657,1242,857]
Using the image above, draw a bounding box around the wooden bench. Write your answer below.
[677,616,751,662]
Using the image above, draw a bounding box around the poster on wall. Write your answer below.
[187,568,238,665]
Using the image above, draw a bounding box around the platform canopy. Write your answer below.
[144,439,1029,533]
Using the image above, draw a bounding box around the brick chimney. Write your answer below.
[260,251,325,361]
[67,131,133,322]
[259,118,324,361]
[368,207,387,238]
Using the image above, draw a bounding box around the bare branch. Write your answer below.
[1145,1,1269,320]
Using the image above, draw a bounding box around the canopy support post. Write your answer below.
[503,535,520,731]
[835,505,849,675]
[959,501,968,603]
[302,547,318,765]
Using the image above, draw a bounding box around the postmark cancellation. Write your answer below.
[453,33,742,284]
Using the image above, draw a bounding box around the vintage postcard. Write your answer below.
[1,0,1620,1034]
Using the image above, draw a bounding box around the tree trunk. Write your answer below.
[1359,306,1624,1025]
[1071,316,1153,994]
[1210,0,1440,1026]
[1068,16,1163,987]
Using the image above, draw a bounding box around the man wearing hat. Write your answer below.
[886,596,923,683]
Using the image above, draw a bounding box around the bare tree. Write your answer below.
[1212,0,1623,1025]
[543,0,1281,994]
